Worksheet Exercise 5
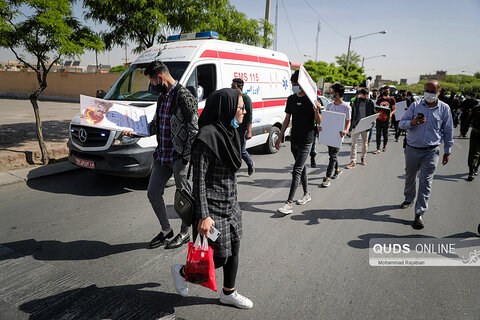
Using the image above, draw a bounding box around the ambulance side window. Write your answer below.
[197,64,216,101]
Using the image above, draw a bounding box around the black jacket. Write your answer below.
[351,98,376,128]
[149,83,199,163]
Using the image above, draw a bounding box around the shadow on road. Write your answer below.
[396,172,469,182]
[0,238,149,261]
[18,283,217,320]
[26,169,149,196]
[290,205,410,226]
[0,120,71,148]
[347,232,480,249]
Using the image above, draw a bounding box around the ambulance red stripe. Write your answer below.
[200,50,289,67]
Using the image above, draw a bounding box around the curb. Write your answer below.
[0,161,80,187]
[0,143,69,172]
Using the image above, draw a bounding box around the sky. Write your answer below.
[1,0,479,84]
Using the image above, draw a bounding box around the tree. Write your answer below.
[304,59,366,87]
[83,0,272,54]
[0,0,103,164]
[335,51,361,70]
[110,64,127,73]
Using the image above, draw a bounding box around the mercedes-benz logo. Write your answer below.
[79,128,88,142]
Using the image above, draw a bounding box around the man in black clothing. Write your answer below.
[275,70,322,215]
[460,93,478,136]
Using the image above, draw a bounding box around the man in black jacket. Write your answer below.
[346,88,376,168]
[139,61,199,249]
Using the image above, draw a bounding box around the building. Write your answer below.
[419,70,446,81]
[87,64,111,73]
[400,79,407,85]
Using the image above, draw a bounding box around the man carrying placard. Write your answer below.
[347,88,376,168]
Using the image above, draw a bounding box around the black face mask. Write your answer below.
[158,82,168,95]
[382,91,388,96]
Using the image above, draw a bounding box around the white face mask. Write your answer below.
[424,92,438,103]
[330,93,336,100]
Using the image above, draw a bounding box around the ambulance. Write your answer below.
[68,31,292,177]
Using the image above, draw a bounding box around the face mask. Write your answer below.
[292,86,301,94]
[330,93,336,100]
[358,97,366,102]
[382,91,388,96]
[159,82,168,95]
[424,92,438,103]
[230,117,239,129]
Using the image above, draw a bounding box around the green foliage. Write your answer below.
[397,75,480,95]
[0,0,103,79]
[83,0,273,53]
[110,64,127,73]
[304,59,366,87]
[335,51,361,70]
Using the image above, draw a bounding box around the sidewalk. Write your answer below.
[0,98,79,181]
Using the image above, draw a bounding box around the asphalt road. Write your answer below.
[0,128,479,320]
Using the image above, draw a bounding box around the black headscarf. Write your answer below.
[195,88,242,172]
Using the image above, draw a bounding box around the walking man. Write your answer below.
[275,70,322,214]
[137,61,199,249]
[347,88,375,168]
[398,80,453,229]
[460,100,480,181]
[320,83,351,187]
[231,78,255,175]
[373,85,396,154]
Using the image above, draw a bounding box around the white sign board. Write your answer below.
[298,65,318,106]
[354,114,378,133]
[80,95,149,136]
[317,110,346,148]
[395,100,408,120]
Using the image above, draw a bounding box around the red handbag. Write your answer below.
[184,234,217,292]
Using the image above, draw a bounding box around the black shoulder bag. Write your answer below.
[174,162,194,227]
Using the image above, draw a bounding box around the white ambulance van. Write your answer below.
[68,31,292,177]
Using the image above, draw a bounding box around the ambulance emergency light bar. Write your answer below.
[167,31,219,42]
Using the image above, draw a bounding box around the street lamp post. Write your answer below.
[346,31,386,71]
[362,54,386,68]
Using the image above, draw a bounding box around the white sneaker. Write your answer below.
[277,202,293,215]
[321,177,330,187]
[296,193,311,205]
[171,264,188,297]
[220,290,253,309]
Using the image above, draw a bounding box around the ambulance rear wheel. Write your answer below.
[265,126,280,154]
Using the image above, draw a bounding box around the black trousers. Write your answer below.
[214,240,240,289]
[376,121,389,150]
[468,131,480,172]
[326,146,340,177]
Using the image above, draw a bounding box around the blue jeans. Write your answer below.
[147,158,190,233]
[238,127,254,168]
[403,145,440,216]
[368,123,376,142]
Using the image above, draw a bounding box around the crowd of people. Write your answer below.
[123,60,479,309]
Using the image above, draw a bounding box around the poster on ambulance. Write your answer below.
[79,95,149,136]
[298,65,318,106]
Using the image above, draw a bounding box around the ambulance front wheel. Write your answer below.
[265,126,280,154]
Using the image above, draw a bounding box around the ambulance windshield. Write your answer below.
[104,62,189,102]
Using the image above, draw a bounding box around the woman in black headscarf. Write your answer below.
[171,88,253,309]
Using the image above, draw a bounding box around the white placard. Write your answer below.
[354,114,379,133]
[317,110,346,148]
[298,65,318,106]
[80,95,149,136]
[395,100,408,120]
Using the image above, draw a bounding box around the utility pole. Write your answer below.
[346,35,352,71]
[124,44,128,64]
[95,50,98,71]
[274,0,278,51]
[264,0,271,48]
[315,20,320,61]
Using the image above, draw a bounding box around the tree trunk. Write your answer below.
[29,94,49,165]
